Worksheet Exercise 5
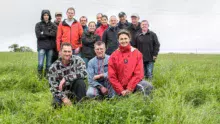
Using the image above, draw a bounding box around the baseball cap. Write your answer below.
[118,12,126,17]
[55,12,62,16]
[131,13,140,18]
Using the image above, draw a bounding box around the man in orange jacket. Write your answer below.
[56,7,83,56]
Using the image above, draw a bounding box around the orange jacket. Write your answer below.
[56,19,83,51]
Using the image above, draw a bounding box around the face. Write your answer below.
[61,46,72,61]
[80,17,87,26]
[131,17,139,25]
[109,16,118,27]
[141,21,149,31]
[43,13,49,21]
[66,10,75,19]
[101,17,108,26]
[55,15,62,22]
[94,44,106,58]
[118,34,130,47]
[96,14,102,23]
[119,16,126,23]
[88,22,96,32]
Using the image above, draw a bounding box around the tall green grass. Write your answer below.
[0,52,219,124]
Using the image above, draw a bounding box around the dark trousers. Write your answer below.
[52,79,86,108]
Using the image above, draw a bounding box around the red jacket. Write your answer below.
[56,19,83,51]
[108,45,144,95]
[95,24,108,40]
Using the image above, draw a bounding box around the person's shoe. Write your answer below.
[44,69,49,79]
[38,70,43,80]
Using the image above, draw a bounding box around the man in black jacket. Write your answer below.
[102,15,120,55]
[35,10,57,79]
[128,13,141,46]
[118,12,131,30]
[134,20,160,80]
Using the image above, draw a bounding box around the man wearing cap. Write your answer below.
[54,12,62,26]
[118,12,131,30]
[79,16,88,32]
[56,7,83,56]
[52,12,62,63]
[128,13,141,46]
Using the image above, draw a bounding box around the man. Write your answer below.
[54,12,62,26]
[96,13,103,28]
[86,41,115,98]
[102,15,120,55]
[56,7,83,56]
[48,42,87,108]
[95,15,109,40]
[118,12,131,30]
[79,16,88,32]
[134,20,160,80]
[128,13,141,46]
[52,12,62,63]
[35,10,57,79]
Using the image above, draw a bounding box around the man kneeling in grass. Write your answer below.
[48,42,87,108]
[86,41,115,98]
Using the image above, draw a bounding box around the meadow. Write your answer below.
[0,52,219,124]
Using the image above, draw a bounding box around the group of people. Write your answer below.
[35,7,160,107]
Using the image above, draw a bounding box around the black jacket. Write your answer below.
[102,26,120,55]
[81,31,100,58]
[35,10,57,50]
[134,30,160,62]
[118,20,131,30]
[128,22,141,46]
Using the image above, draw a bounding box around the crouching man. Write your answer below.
[86,41,115,98]
[48,42,87,108]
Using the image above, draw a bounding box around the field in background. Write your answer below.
[0,52,219,124]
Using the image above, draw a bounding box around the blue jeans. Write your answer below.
[143,61,154,80]
[38,49,53,71]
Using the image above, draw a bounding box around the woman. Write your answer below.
[95,15,109,40]
[108,29,153,96]
[81,21,101,67]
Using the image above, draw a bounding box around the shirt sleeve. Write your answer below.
[48,65,66,99]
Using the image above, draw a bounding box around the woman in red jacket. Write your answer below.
[108,29,153,96]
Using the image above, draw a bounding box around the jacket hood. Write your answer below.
[41,10,52,21]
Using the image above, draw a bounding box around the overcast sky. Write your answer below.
[0,0,219,53]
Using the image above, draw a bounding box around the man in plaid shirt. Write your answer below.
[48,42,87,108]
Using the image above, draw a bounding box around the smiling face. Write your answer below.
[66,9,75,20]
[101,17,108,26]
[109,16,118,27]
[61,45,72,61]
[94,44,106,58]
[88,22,96,32]
[80,17,87,26]
[118,34,130,47]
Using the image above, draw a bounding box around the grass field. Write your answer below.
[0,52,219,124]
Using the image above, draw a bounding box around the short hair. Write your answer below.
[110,15,117,20]
[117,29,132,39]
[88,21,96,26]
[96,13,103,17]
[80,16,88,21]
[66,7,75,13]
[94,41,105,47]
[141,20,149,26]
[61,42,72,50]
[101,15,108,20]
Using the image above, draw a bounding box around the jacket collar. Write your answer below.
[62,18,77,26]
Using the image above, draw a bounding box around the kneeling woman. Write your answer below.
[108,29,153,96]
